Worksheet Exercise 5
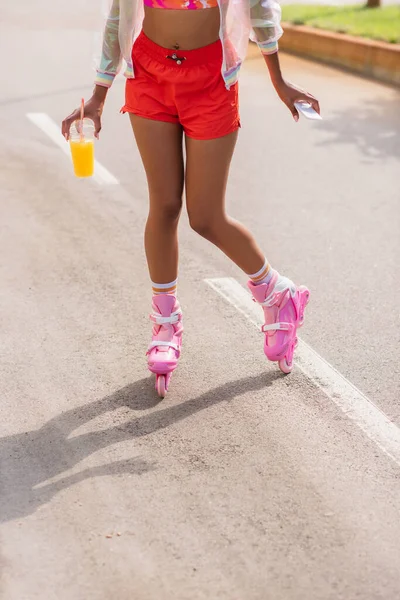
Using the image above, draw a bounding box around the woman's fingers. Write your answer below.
[61,109,80,141]
[310,98,321,115]
[93,116,102,139]
[61,104,102,140]
[298,92,321,115]
[290,103,299,122]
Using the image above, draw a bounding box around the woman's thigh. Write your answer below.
[185,131,238,227]
[129,115,185,215]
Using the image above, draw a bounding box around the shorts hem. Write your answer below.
[185,121,241,141]
[121,107,178,125]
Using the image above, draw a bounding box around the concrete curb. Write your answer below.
[279,23,400,87]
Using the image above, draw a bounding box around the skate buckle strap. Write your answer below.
[261,322,294,334]
[147,340,181,354]
[149,310,182,326]
[260,288,289,308]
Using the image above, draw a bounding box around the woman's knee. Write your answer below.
[188,211,223,241]
[149,194,183,221]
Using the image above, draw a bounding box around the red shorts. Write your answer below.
[122,32,240,140]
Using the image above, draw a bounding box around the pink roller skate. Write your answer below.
[248,272,310,374]
[147,294,183,398]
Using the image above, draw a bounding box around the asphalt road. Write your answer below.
[1,2,400,599]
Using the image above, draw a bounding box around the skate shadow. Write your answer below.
[0,370,281,523]
[317,96,400,162]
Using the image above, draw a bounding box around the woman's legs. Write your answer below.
[185,131,267,275]
[185,131,310,374]
[129,115,184,285]
[130,115,184,395]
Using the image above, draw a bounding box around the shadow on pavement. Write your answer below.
[0,370,281,523]
[317,96,400,161]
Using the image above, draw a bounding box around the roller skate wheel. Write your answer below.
[279,358,293,375]
[156,375,167,399]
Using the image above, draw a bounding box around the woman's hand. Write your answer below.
[61,93,105,140]
[273,79,320,122]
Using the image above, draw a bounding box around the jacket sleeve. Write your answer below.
[94,0,123,88]
[249,0,283,55]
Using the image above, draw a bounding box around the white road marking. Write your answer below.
[205,277,400,467]
[26,113,119,186]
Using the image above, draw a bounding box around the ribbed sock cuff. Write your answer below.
[248,260,273,285]
[151,279,178,295]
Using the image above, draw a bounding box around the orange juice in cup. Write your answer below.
[69,116,95,178]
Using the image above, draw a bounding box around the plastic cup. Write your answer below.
[69,118,95,178]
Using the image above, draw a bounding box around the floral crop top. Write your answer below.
[144,0,218,8]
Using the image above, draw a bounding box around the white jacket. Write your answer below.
[95,0,282,90]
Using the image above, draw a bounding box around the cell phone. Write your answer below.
[294,102,322,121]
